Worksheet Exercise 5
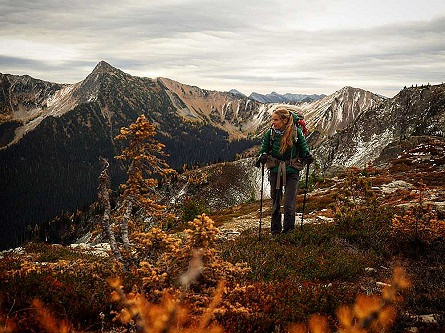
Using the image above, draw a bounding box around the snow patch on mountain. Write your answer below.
[6,83,80,148]
[243,104,270,133]
[344,128,394,167]
[302,87,384,138]
[46,83,79,116]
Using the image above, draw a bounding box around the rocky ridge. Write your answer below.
[315,84,445,173]
[301,86,385,139]
[158,77,263,139]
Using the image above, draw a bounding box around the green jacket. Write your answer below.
[258,115,310,174]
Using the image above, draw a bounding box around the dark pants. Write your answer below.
[269,172,299,234]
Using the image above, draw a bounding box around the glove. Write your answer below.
[255,153,268,167]
[304,154,314,165]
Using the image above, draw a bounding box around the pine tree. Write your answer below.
[115,114,176,250]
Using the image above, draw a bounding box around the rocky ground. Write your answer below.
[216,136,444,238]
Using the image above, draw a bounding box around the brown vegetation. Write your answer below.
[0,122,443,332]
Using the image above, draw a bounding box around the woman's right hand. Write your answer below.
[255,153,268,167]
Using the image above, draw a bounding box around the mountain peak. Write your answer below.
[332,86,371,97]
[91,61,120,75]
[338,86,357,92]
[228,89,246,97]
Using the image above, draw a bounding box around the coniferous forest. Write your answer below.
[0,102,258,250]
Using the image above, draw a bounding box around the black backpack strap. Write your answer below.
[293,125,299,145]
[268,127,274,154]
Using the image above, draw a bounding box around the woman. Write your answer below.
[257,107,313,234]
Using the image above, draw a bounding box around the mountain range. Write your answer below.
[0,61,261,249]
[1,61,444,249]
[225,89,325,103]
[249,91,326,104]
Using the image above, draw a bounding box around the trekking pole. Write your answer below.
[300,163,310,230]
[258,162,265,241]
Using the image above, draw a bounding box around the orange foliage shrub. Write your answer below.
[107,265,410,333]
[134,214,249,309]
[288,267,410,333]
[32,299,72,333]
[109,277,225,332]
[392,205,445,244]
[0,245,121,331]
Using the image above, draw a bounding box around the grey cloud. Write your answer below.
[0,55,40,68]
[1,1,444,97]
[0,0,250,41]
[0,55,98,83]
[206,73,321,83]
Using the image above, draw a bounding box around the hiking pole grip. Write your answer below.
[259,162,265,241]
[300,163,310,230]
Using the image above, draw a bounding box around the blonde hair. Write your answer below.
[273,107,295,154]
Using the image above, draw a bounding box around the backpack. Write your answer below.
[297,118,309,136]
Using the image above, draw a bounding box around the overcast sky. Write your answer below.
[1,0,444,97]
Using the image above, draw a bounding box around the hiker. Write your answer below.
[256,107,313,234]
